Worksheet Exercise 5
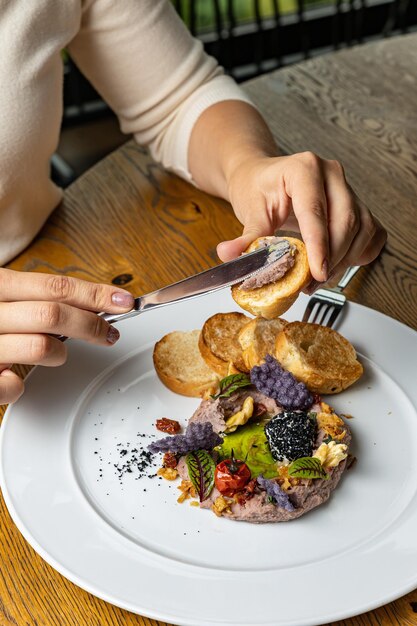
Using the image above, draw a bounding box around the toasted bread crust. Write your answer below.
[231,237,311,319]
[238,317,288,369]
[274,322,363,394]
[198,331,230,376]
[199,312,250,374]
[154,330,220,397]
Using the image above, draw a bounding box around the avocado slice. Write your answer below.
[217,422,278,479]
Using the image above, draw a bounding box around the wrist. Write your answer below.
[224,149,271,187]
[189,100,279,199]
[225,151,282,203]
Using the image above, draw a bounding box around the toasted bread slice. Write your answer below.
[198,312,250,376]
[153,330,220,397]
[238,317,288,370]
[231,236,311,319]
[274,321,363,394]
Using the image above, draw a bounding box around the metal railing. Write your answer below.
[63,0,417,116]
[173,0,417,80]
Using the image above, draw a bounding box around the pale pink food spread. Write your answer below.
[178,392,351,523]
[240,237,296,290]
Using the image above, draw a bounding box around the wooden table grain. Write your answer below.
[1,33,417,626]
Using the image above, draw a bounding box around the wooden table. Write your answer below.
[1,33,417,626]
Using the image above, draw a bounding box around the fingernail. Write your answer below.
[107,326,120,344]
[321,259,329,281]
[111,292,134,308]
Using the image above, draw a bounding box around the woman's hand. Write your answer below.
[217,152,387,284]
[189,101,386,284]
[0,269,134,405]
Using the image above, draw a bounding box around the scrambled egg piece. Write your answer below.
[277,465,300,491]
[157,467,179,480]
[224,396,254,433]
[313,441,348,469]
[317,403,346,440]
[177,479,196,503]
[212,496,233,517]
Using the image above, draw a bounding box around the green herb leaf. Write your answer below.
[211,373,252,399]
[288,457,329,480]
[323,435,334,444]
[308,411,317,421]
[185,450,216,502]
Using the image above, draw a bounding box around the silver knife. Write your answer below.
[100,239,290,325]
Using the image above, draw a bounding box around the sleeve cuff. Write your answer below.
[149,74,254,183]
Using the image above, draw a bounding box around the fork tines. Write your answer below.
[302,288,346,328]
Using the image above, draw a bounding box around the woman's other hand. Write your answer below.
[0,269,134,405]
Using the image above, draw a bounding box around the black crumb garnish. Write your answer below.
[106,438,159,483]
[264,411,317,462]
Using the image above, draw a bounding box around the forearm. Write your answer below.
[188,100,279,199]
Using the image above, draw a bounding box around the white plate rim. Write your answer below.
[1,295,417,626]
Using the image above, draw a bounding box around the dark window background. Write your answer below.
[63,0,417,116]
[55,0,416,186]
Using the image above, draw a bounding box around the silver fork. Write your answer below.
[302,266,361,328]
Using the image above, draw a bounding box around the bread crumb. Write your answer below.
[177,479,196,503]
[157,467,178,480]
[212,496,233,517]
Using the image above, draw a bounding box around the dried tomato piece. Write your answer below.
[313,393,322,405]
[235,478,257,505]
[163,452,178,469]
[156,418,181,434]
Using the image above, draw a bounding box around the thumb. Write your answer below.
[217,215,274,262]
[0,368,25,406]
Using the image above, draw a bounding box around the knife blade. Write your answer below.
[101,239,290,325]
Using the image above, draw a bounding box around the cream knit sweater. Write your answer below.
[0,0,251,265]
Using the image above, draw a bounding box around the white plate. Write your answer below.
[1,291,417,626]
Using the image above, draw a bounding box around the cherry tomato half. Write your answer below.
[214,458,251,496]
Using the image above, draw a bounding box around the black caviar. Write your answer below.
[264,411,317,462]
